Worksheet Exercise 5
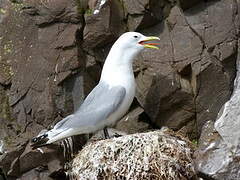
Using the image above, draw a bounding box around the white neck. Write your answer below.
[100,44,140,85]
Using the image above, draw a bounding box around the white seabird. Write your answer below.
[31,32,160,148]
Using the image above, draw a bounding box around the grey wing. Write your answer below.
[54,82,126,130]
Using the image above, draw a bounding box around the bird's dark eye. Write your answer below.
[134,35,138,38]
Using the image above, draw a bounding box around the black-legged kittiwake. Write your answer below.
[31,32,160,148]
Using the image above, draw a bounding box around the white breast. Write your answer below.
[100,65,136,126]
[106,80,135,126]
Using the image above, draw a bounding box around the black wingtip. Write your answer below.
[31,134,49,149]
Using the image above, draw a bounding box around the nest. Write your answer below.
[69,130,196,180]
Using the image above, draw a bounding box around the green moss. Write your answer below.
[85,8,93,15]
[191,139,198,145]
[75,0,85,14]
[75,0,92,15]
[0,89,13,122]
[1,40,14,78]
[0,64,14,82]
[0,8,6,14]
[3,40,14,55]
[10,1,24,12]
[3,45,12,54]
[3,136,14,146]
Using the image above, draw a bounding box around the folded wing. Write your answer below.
[31,82,126,148]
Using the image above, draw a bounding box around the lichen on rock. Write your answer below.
[69,129,196,180]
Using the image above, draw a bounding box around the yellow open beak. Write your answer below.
[139,36,160,49]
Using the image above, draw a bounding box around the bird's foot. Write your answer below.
[113,133,122,138]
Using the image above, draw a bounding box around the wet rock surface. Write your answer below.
[0,0,240,179]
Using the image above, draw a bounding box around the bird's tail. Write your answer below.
[31,131,50,149]
[31,129,63,149]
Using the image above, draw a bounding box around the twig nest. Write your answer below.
[69,129,196,180]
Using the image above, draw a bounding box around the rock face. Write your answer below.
[0,0,84,149]
[215,41,240,147]
[0,0,86,178]
[194,40,240,180]
[70,129,196,180]
[135,0,237,137]
[0,0,240,179]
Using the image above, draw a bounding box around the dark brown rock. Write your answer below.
[0,142,27,177]
[185,0,237,133]
[142,73,195,129]
[194,53,236,133]
[197,120,218,149]
[179,0,202,10]
[23,0,81,26]
[6,143,64,179]
[0,2,87,179]
[116,106,151,134]
[135,1,238,138]
[122,0,148,15]
[0,0,86,152]
[19,144,63,175]
[82,0,125,50]
[135,6,201,134]
[122,0,164,31]
[0,71,11,86]
[16,168,52,180]
[195,40,240,180]
[53,24,79,49]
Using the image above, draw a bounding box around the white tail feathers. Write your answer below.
[45,128,76,144]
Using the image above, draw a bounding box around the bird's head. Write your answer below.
[101,32,160,80]
[115,32,160,52]
[105,32,160,66]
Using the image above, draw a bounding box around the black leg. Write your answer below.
[103,127,110,139]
